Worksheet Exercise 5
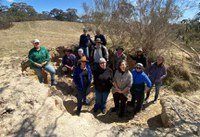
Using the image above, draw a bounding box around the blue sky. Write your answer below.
[1,0,200,19]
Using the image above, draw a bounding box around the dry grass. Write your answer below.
[0,20,84,58]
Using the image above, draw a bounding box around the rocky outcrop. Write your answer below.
[160,95,200,136]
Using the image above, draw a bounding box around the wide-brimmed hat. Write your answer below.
[32,39,40,44]
[78,56,88,62]
[95,38,102,43]
[116,46,124,51]
[136,48,143,52]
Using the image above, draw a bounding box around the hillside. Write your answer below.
[0,21,200,137]
[0,21,83,58]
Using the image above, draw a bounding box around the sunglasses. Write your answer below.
[136,67,142,70]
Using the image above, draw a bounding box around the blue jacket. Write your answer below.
[73,64,92,91]
[131,69,152,92]
[148,62,167,84]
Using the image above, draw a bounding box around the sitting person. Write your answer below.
[62,49,76,76]
[112,60,132,117]
[75,48,85,65]
[28,39,57,86]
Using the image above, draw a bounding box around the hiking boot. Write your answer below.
[111,107,119,112]
[76,110,81,116]
[51,80,58,86]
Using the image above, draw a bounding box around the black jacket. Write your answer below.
[94,66,113,92]
[130,54,147,68]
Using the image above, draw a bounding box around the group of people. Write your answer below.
[28,28,167,118]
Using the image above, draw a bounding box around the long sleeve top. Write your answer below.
[28,46,50,68]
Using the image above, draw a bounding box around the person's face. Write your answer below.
[137,51,142,56]
[157,56,163,65]
[117,49,123,54]
[33,42,40,49]
[96,42,101,47]
[96,30,100,35]
[120,62,126,72]
[136,66,142,72]
[65,51,70,56]
[78,51,83,57]
[80,61,86,68]
[83,30,87,34]
[99,62,106,69]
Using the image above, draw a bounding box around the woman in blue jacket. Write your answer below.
[131,63,152,114]
[145,55,167,103]
[73,56,92,115]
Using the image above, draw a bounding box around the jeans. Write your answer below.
[94,90,110,111]
[82,47,89,59]
[77,88,88,112]
[145,83,162,101]
[33,64,56,83]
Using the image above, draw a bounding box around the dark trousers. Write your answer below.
[131,91,145,113]
[77,88,87,112]
[94,90,110,111]
[113,92,127,115]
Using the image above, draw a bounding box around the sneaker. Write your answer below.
[153,100,157,104]
[51,80,58,86]
[102,109,106,114]
[111,107,119,112]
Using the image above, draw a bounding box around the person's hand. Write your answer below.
[41,61,47,66]
[35,63,42,68]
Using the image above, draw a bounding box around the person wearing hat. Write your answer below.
[94,28,107,46]
[130,63,151,115]
[93,57,113,114]
[28,39,57,86]
[145,55,167,103]
[113,46,127,73]
[73,56,92,116]
[61,49,76,76]
[112,60,132,118]
[90,38,109,71]
[130,47,147,68]
[79,28,93,59]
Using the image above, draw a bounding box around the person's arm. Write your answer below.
[42,47,50,66]
[28,50,42,67]
[143,73,152,93]
[160,66,167,80]
[122,72,133,94]
[101,35,107,46]
[103,46,109,61]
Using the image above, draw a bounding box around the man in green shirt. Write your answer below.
[28,39,57,86]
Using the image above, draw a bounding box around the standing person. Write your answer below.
[79,28,92,58]
[145,55,167,103]
[28,39,57,86]
[73,56,92,116]
[62,49,76,76]
[131,63,151,114]
[91,38,109,71]
[94,29,107,46]
[113,46,127,73]
[130,48,147,68]
[93,58,113,114]
[112,60,132,117]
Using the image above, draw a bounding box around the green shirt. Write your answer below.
[28,46,50,68]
